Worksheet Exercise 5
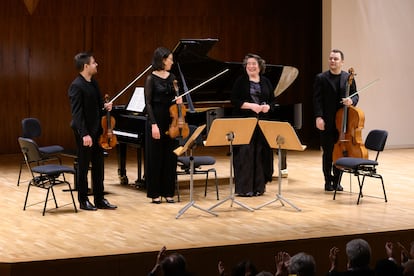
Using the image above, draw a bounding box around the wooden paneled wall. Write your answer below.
[0,0,322,154]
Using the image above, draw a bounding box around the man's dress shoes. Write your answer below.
[94,198,117,209]
[80,200,97,211]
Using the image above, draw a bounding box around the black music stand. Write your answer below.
[205,118,258,212]
[255,120,306,211]
[174,124,218,219]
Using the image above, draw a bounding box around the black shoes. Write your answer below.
[94,198,117,209]
[237,192,264,197]
[80,199,117,210]
[80,200,97,211]
[325,183,344,191]
[334,184,344,191]
[324,183,334,191]
[151,197,175,204]
[237,192,254,197]
[151,198,162,204]
[165,197,175,203]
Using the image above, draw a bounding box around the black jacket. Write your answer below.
[68,74,105,138]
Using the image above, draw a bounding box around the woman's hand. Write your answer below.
[261,104,270,113]
[104,102,113,111]
[152,124,161,139]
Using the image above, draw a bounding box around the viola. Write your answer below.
[99,94,117,150]
[333,68,368,162]
[167,80,189,139]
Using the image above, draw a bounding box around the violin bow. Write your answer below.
[342,78,380,102]
[171,68,230,102]
[109,65,152,104]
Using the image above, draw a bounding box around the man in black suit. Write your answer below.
[313,49,358,191]
[68,52,117,211]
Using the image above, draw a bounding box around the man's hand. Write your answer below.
[341,97,353,106]
[82,135,93,147]
[316,117,325,130]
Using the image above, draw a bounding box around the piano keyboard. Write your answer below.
[113,130,139,139]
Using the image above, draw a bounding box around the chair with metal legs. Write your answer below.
[333,129,388,204]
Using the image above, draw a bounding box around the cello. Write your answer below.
[332,68,368,162]
[99,94,117,150]
[166,80,190,139]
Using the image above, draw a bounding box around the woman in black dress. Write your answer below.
[144,47,182,204]
[231,53,276,196]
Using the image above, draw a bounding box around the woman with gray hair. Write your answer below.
[275,251,316,276]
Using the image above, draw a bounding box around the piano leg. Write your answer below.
[117,143,129,185]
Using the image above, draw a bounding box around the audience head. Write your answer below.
[374,258,402,276]
[404,260,414,276]
[288,252,316,276]
[231,260,258,276]
[160,252,188,276]
[256,271,273,276]
[346,238,372,269]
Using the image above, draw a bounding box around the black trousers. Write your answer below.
[73,129,105,202]
[320,130,340,185]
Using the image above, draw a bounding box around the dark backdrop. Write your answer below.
[0,0,322,154]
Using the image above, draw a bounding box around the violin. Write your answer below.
[99,94,117,150]
[333,68,368,161]
[167,80,189,139]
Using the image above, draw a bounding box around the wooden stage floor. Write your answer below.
[1,147,413,275]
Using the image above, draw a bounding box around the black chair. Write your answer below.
[17,118,64,186]
[333,129,388,204]
[18,137,77,215]
[176,125,219,202]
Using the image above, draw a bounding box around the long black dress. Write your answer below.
[144,73,178,199]
[231,74,275,196]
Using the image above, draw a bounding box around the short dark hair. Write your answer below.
[74,52,93,72]
[160,253,187,276]
[152,47,172,71]
[232,260,258,276]
[331,49,344,60]
[243,53,266,74]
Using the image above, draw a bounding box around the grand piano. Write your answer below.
[112,38,300,186]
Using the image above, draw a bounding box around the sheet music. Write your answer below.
[126,87,145,112]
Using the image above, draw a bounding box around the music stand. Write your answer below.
[255,120,306,211]
[204,117,258,212]
[174,124,218,219]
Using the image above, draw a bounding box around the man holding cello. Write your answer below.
[313,49,358,192]
[68,52,117,211]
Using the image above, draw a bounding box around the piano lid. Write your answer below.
[170,38,298,103]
